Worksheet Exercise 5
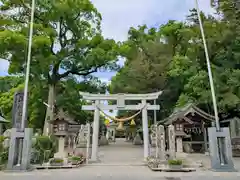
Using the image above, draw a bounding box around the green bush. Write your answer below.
[50,158,64,164]
[32,135,58,164]
[168,159,183,165]
[70,156,82,161]
[0,136,8,165]
[0,136,5,143]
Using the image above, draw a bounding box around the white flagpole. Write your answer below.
[21,0,35,129]
[194,0,220,131]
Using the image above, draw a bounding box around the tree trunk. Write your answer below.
[43,84,56,135]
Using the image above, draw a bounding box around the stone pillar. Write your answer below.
[158,125,165,160]
[142,100,149,159]
[91,100,100,161]
[176,137,183,152]
[54,136,67,158]
[168,125,176,159]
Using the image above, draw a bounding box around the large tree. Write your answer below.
[172,8,240,118]
[0,0,120,134]
[110,8,240,121]
[109,22,189,119]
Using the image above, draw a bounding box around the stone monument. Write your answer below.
[75,124,92,158]
[77,125,88,148]
[7,91,33,171]
[168,125,176,159]
[157,125,165,161]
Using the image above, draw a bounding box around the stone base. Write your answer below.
[7,128,33,171]
[208,127,236,172]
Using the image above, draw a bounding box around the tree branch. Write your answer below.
[58,64,104,79]
[50,36,55,55]
[59,17,67,48]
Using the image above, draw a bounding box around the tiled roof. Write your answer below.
[158,103,215,125]
[51,108,78,124]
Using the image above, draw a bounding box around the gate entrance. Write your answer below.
[80,91,162,162]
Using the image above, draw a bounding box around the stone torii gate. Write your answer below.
[80,91,162,161]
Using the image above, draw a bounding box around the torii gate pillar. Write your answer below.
[91,100,100,161]
[141,99,149,159]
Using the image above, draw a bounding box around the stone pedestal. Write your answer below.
[7,128,33,171]
[176,137,183,152]
[208,127,236,172]
[54,137,67,158]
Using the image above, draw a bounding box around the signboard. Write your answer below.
[12,91,26,131]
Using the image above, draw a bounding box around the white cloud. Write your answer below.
[92,0,213,82]
[0,0,214,83]
[92,0,214,41]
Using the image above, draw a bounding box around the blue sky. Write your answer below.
[0,0,214,83]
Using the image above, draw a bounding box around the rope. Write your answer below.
[97,104,147,122]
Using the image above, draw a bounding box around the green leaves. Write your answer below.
[1,0,118,83]
[110,6,240,120]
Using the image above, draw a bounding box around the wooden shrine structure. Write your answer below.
[160,103,215,153]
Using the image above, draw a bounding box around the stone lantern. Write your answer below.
[50,109,76,158]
